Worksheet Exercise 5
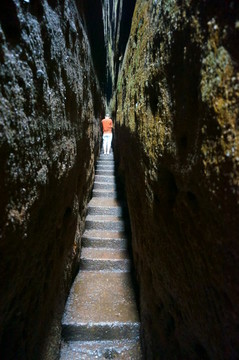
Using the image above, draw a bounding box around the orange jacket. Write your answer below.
[102,118,113,133]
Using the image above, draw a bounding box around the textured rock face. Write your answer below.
[0,1,103,359]
[101,0,136,100]
[78,0,106,93]
[114,0,239,359]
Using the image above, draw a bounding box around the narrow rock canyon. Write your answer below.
[0,0,238,359]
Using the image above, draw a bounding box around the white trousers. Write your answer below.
[103,133,112,154]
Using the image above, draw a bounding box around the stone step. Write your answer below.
[92,189,117,198]
[87,198,122,216]
[60,153,142,359]
[93,181,116,190]
[85,215,125,231]
[94,174,115,183]
[60,339,142,360]
[80,248,130,271]
[97,164,115,171]
[81,247,129,260]
[61,271,140,341]
[82,230,127,249]
[62,322,139,342]
[97,159,114,164]
[96,169,114,176]
[99,151,114,159]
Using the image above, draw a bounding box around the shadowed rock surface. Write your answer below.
[0,1,103,359]
[113,0,239,359]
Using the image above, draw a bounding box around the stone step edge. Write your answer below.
[86,215,123,220]
[92,189,117,192]
[92,193,118,199]
[60,339,142,353]
[82,239,127,249]
[96,166,115,169]
[61,339,141,347]
[96,162,114,165]
[82,231,126,239]
[85,218,124,222]
[87,207,122,216]
[96,170,114,173]
[62,322,140,342]
[80,255,130,261]
[80,259,131,272]
[82,232,127,239]
[87,204,121,209]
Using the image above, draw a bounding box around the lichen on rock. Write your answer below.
[113,0,239,358]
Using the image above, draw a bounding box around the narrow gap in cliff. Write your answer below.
[79,0,136,101]
[115,0,136,89]
[77,0,107,92]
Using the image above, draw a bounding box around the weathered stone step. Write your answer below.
[94,174,115,183]
[87,198,122,216]
[92,189,117,198]
[97,159,114,165]
[97,164,115,171]
[82,230,127,249]
[80,259,130,272]
[60,339,142,360]
[93,181,116,190]
[99,153,114,158]
[80,248,130,271]
[62,271,140,341]
[81,247,129,259]
[62,322,139,342]
[96,169,114,175]
[85,215,125,231]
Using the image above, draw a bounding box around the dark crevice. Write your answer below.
[77,0,136,99]
[0,0,21,45]
[114,0,136,90]
[77,0,106,93]
[194,343,210,360]
[29,0,44,20]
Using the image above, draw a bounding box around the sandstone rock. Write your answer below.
[113,0,239,358]
[0,1,103,359]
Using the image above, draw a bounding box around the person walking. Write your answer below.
[101,114,113,155]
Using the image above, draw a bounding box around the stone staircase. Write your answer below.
[60,152,142,359]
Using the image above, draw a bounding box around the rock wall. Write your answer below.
[78,0,106,94]
[113,0,239,359]
[101,0,136,100]
[0,1,104,359]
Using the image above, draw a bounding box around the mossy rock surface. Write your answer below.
[113,0,239,359]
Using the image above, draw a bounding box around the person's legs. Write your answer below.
[103,134,107,154]
[106,133,112,154]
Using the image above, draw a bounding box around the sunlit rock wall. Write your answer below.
[114,0,239,358]
[0,0,103,359]
[101,0,136,100]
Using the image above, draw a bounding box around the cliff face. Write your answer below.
[0,1,103,359]
[114,0,239,359]
[78,0,106,94]
[101,0,136,100]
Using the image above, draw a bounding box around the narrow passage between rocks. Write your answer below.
[60,151,142,359]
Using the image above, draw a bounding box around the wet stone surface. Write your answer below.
[60,152,142,359]
[60,340,142,359]
[62,271,138,324]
